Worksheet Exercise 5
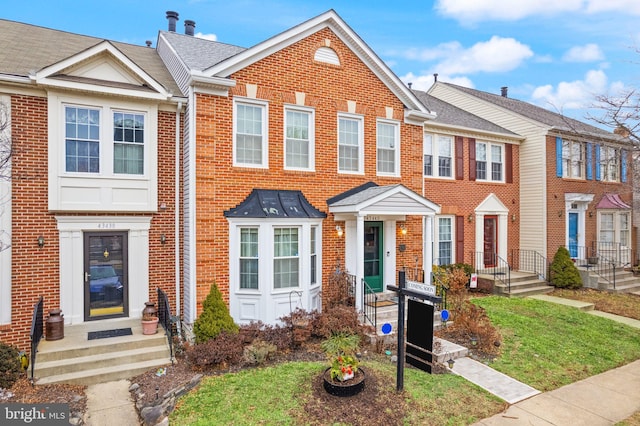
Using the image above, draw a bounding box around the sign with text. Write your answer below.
[470,273,478,289]
[406,280,436,297]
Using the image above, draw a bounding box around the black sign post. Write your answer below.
[386,270,442,392]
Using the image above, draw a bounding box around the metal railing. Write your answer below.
[29,297,44,385]
[362,278,377,330]
[510,249,550,282]
[157,287,175,365]
[471,251,511,293]
[431,272,448,311]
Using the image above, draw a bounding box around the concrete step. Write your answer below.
[35,358,171,386]
[607,282,640,293]
[505,285,555,298]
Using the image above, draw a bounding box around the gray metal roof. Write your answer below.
[0,19,182,96]
[440,82,618,139]
[224,189,326,218]
[412,89,517,136]
[160,31,246,72]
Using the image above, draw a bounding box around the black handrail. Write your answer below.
[157,287,175,365]
[510,249,550,282]
[29,296,44,386]
[431,272,448,311]
[471,251,511,293]
[361,278,377,330]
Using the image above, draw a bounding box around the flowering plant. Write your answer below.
[321,332,361,382]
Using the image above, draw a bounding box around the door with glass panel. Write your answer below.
[364,222,383,292]
[84,232,128,320]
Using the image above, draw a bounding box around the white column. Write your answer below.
[355,215,365,311]
[423,215,434,283]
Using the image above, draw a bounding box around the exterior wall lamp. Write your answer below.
[511,214,516,222]
[400,224,407,235]
[37,236,45,248]
[336,225,343,237]
[160,234,167,244]
[467,214,474,223]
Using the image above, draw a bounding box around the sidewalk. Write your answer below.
[83,379,140,425]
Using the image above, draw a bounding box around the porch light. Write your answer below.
[160,234,167,244]
[37,236,45,248]
[336,225,343,237]
[400,224,407,235]
[447,356,455,369]
[467,214,474,223]
[511,214,516,222]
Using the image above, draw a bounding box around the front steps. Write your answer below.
[485,271,554,297]
[33,318,171,386]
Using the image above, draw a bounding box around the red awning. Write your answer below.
[595,193,631,209]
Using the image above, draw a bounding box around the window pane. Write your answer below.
[65,106,100,173]
[286,110,310,169]
[310,227,317,285]
[377,122,397,174]
[338,117,360,172]
[274,228,299,288]
[438,217,452,264]
[240,228,259,289]
[236,103,264,165]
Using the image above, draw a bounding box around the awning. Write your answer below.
[224,189,326,218]
[595,193,631,210]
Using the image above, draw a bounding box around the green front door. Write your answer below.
[364,222,383,292]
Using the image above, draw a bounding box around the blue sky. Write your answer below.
[3,0,639,128]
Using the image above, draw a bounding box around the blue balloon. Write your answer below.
[440,309,449,321]
[381,323,392,334]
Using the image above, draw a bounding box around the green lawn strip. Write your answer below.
[474,297,640,391]
[170,361,321,425]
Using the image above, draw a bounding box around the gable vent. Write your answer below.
[314,47,340,66]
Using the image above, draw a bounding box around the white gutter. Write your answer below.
[174,101,182,318]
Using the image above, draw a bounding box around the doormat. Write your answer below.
[88,327,132,340]
[366,300,397,308]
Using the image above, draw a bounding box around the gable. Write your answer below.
[476,193,508,213]
[66,53,143,86]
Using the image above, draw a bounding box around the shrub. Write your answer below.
[243,339,277,365]
[193,283,239,343]
[550,246,583,289]
[186,330,243,370]
[321,332,361,381]
[0,342,21,389]
[312,305,372,340]
[259,323,293,351]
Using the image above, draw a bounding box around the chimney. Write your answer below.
[408,82,412,89]
[434,73,438,82]
[501,86,508,97]
[184,20,196,36]
[166,11,179,32]
[145,40,152,47]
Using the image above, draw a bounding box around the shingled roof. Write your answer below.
[0,19,182,96]
[159,31,246,72]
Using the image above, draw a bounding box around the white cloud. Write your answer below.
[563,44,604,62]
[401,72,474,91]
[399,36,533,76]
[195,32,217,41]
[530,69,613,110]
[435,0,640,23]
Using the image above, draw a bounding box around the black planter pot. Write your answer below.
[323,367,366,397]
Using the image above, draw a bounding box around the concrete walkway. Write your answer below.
[84,379,140,425]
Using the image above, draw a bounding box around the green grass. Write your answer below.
[170,297,640,424]
[475,296,640,391]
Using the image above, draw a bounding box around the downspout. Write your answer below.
[174,101,182,318]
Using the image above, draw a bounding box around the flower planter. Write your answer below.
[142,317,159,335]
[323,367,365,397]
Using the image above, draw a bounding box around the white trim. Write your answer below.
[473,194,509,263]
[0,95,11,324]
[337,112,364,175]
[284,105,315,171]
[55,216,151,325]
[475,140,506,183]
[376,119,400,177]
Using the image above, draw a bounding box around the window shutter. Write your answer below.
[468,138,476,181]
[586,143,593,180]
[555,137,563,177]
[595,144,601,181]
[621,149,627,183]
[455,136,464,180]
[456,215,464,264]
[505,143,513,183]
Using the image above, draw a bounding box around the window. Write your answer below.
[338,115,363,173]
[476,141,504,181]
[240,228,259,289]
[274,228,299,289]
[599,211,630,246]
[600,146,619,182]
[65,106,100,173]
[285,108,314,170]
[310,226,317,285]
[234,100,268,167]
[424,134,453,178]
[436,217,453,265]
[113,112,144,175]
[562,140,584,179]
[377,120,399,175]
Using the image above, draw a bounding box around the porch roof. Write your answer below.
[596,193,631,210]
[224,189,326,218]
[327,182,440,215]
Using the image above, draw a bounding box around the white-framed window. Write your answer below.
[376,120,400,176]
[600,146,619,182]
[338,114,363,174]
[435,216,454,265]
[65,106,100,173]
[234,99,268,167]
[424,134,453,178]
[274,227,300,289]
[113,111,145,175]
[310,226,318,285]
[239,228,259,289]
[562,140,584,179]
[476,141,504,182]
[285,107,314,170]
[599,211,630,246]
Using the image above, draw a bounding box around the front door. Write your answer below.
[568,212,578,258]
[364,222,383,292]
[84,232,128,320]
[483,216,497,268]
